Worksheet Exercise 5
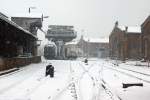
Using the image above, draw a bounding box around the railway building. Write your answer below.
[0,12,42,71]
[11,13,43,56]
[109,21,142,60]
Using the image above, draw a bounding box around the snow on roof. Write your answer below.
[0,12,9,18]
[47,41,55,45]
[118,26,126,31]
[127,26,141,33]
[141,15,150,27]
[83,37,109,43]
[118,26,141,33]
[0,15,37,39]
[11,13,42,18]
[65,41,78,45]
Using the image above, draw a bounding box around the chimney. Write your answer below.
[115,21,118,27]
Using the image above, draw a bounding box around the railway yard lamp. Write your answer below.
[29,7,36,13]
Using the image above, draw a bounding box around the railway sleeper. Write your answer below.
[122,83,143,88]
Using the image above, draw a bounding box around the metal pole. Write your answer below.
[29,8,31,13]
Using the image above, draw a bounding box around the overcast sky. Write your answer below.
[0,0,150,38]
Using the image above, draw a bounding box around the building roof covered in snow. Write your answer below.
[141,15,150,28]
[11,13,43,18]
[83,37,109,43]
[118,26,141,33]
[0,13,37,39]
[0,12,9,19]
[65,41,78,45]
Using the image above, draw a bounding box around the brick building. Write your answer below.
[141,16,150,60]
[109,22,141,60]
[77,36,109,58]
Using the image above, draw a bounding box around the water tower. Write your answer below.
[45,25,77,59]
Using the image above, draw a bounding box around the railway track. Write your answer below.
[92,60,150,100]
[50,61,79,100]
[78,61,121,100]
[110,62,150,77]
[105,62,150,83]
[50,60,98,100]
[5,60,122,100]
[98,61,150,100]
[100,78,122,100]
[97,63,122,100]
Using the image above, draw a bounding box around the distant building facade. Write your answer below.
[77,36,109,58]
[109,22,142,60]
[64,41,82,59]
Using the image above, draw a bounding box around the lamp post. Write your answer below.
[29,7,36,13]
[42,14,49,21]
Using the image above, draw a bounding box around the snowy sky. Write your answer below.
[0,0,150,38]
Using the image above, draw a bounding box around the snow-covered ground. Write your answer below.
[0,60,72,100]
[0,58,150,100]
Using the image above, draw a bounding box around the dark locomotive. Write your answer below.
[44,44,57,59]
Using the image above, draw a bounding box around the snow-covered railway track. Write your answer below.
[110,61,150,77]
[114,66,150,77]
[77,62,98,100]
[105,66,150,83]
[100,79,122,100]
[51,81,78,100]
[51,61,97,100]
[50,61,78,100]
[78,61,121,100]
[78,62,96,81]
[96,63,122,100]
[50,60,123,100]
